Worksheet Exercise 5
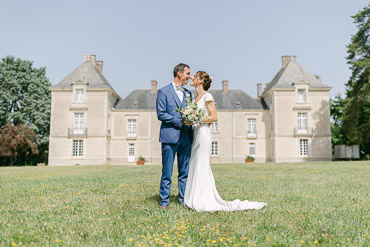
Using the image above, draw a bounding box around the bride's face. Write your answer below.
[190,74,203,87]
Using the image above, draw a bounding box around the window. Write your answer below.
[247,119,257,137]
[300,139,308,156]
[72,140,83,156]
[211,142,218,156]
[74,113,84,134]
[75,89,84,102]
[297,113,308,132]
[249,143,256,158]
[211,121,218,132]
[128,143,135,162]
[297,89,306,102]
[127,119,137,138]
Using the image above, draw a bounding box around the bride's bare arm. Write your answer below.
[203,101,217,123]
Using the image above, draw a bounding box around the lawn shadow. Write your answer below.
[148,194,181,206]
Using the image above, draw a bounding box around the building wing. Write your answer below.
[114,89,267,110]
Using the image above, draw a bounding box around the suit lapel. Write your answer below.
[182,91,188,106]
[169,84,181,108]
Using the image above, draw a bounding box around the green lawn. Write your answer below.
[0,162,369,246]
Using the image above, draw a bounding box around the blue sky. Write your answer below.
[0,0,368,99]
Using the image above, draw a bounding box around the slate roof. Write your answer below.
[50,60,114,90]
[263,58,331,94]
[114,88,267,110]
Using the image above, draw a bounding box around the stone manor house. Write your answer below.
[48,55,332,166]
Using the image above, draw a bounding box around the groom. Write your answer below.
[156,63,193,209]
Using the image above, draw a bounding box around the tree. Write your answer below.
[0,123,39,166]
[330,94,349,148]
[0,56,51,165]
[342,4,370,158]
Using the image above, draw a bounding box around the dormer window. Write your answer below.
[297,89,306,102]
[75,89,84,103]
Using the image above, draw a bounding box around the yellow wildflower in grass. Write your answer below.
[314,240,318,244]
[11,242,16,246]
[301,240,304,243]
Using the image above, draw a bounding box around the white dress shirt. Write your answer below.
[172,82,184,102]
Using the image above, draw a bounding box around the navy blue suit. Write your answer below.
[156,83,192,207]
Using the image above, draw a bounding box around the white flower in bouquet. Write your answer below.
[175,95,205,126]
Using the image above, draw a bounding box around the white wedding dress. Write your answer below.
[184,92,267,212]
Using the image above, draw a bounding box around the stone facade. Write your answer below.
[48,55,332,166]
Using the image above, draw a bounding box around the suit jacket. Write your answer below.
[156,83,192,144]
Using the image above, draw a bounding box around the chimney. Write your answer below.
[84,54,96,65]
[151,80,157,93]
[95,60,103,74]
[222,80,228,94]
[257,83,262,98]
[282,55,296,68]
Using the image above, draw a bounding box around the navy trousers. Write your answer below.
[159,129,191,207]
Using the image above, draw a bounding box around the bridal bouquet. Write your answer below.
[175,95,205,126]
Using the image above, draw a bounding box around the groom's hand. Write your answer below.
[182,118,193,126]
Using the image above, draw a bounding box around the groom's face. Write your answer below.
[180,67,191,86]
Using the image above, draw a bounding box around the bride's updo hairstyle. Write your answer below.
[197,71,212,91]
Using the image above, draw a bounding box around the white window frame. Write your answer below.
[299,139,309,156]
[74,113,84,134]
[297,113,308,133]
[297,89,306,103]
[75,89,84,103]
[249,143,256,158]
[247,118,257,138]
[128,143,135,162]
[127,119,137,138]
[211,121,218,132]
[72,140,83,157]
[211,142,218,156]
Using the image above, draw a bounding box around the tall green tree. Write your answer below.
[0,56,51,165]
[342,4,370,157]
[330,94,348,148]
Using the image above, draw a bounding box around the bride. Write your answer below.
[183,71,267,212]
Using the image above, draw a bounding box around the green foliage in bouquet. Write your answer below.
[175,95,205,126]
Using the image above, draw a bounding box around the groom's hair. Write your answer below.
[173,63,190,78]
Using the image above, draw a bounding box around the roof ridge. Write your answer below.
[263,63,289,93]
[262,58,330,95]
[51,60,121,97]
